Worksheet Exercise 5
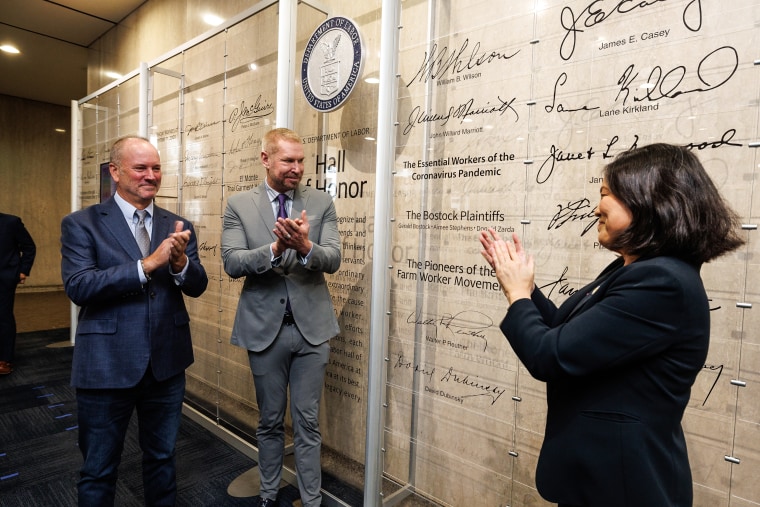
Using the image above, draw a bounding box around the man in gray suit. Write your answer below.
[222,128,341,507]
[61,135,208,506]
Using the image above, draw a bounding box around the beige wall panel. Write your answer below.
[151,71,183,202]
[0,95,70,290]
[512,480,552,507]
[726,497,759,507]
[88,0,259,92]
[682,410,733,496]
[736,343,760,424]
[729,419,760,504]
[514,373,548,434]
[186,294,221,336]
[382,425,514,507]
[692,483,729,507]
[744,266,760,347]
[513,427,552,507]
[225,7,278,72]
[216,352,258,403]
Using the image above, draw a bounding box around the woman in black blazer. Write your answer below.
[480,144,745,507]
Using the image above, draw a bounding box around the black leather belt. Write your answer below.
[282,313,295,326]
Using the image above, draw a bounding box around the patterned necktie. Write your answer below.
[134,209,150,257]
[276,194,292,314]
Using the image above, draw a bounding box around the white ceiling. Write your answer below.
[0,0,146,106]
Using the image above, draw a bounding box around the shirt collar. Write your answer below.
[113,192,155,222]
[264,182,294,202]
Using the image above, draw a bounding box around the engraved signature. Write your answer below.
[393,352,436,381]
[537,128,740,184]
[228,133,259,154]
[539,266,580,299]
[186,119,221,135]
[559,0,703,61]
[440,366,506,405]
[545,72,600,114]
[407,310,493,352]
[403,96,518,135]
[537,145,595,184]
[198,241,218,257]
[548,198,598,236]
[391,353,506,406]
[228,96,274,132]
[616,46,737,106]
[700,363,722,406]
[407,38,520,85]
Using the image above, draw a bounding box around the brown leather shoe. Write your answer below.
[0,361,13,374]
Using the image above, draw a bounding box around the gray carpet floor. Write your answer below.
[0,328,299,506]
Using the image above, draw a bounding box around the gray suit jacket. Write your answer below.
[221,183,340,351]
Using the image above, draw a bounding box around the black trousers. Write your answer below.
[0,281,18,362]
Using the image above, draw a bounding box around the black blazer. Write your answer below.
[502,256,708,507]
[0,213,35,287]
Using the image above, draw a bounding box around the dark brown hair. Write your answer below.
[603,143,744,264]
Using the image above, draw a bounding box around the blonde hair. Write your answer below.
[262,128,302,156]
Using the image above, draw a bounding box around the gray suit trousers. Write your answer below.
[248,322,330,507]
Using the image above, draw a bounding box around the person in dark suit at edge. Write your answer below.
[0,212,36,375]
[221,128,341,507]
[61,135,208,506]
[479,143,745,507]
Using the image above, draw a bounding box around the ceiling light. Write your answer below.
[203,13,224,26]
[0,45,20,54]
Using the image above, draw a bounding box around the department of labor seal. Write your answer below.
[301,16,365,112]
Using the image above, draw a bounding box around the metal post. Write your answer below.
[276,0,297,127]
[364,0,402,504]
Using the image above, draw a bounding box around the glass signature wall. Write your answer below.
[75,0,759,506]
[386,0,759,506]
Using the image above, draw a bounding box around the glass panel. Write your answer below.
[293,2,381,499]
[390,0,760,505]
[77,77,141,210]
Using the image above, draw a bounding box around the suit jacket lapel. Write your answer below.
[557,257,625,323]
[151,206,173,253]
[251,185,278,240]
[100,198,143,259]
[292,185,307,219]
